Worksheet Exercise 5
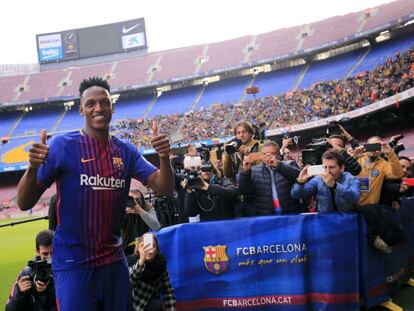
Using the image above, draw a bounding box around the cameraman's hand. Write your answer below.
[136,242,154,266]
[381,142,393,154]
[238,145,250,156]
[242,155,253,172]
[321,172,336,188]
[281,137,293,150]
[399,182,409,193]
[297,165,310,183]
[17,276,32,293]
[180,179,192,193]
[352,146,365,158]
[35,280,48,293]
[338,124,353,141]
[126,201,145,216]
[200,178,209,191]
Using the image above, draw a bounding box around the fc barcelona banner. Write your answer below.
[158,213,360,310]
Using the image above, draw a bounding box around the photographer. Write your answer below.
[222,121,260,183]
[128,233,176,311]
[122,188,161,248]
[327,134,362,176]
[239,141,303,216]
[184,162,238,221]
[291,150,360,212]
[6,230,56,311]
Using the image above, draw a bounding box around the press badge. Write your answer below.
[371,169,380,177]
[359,177,370,192]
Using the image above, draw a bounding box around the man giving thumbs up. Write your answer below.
[16,77,174,311]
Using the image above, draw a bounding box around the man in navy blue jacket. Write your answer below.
[238,141,302,216]
[291,150,360,212]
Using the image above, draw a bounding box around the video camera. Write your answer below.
[27,259,53,284]
[225,138,242,155]
[389,134,405,155]
[301,138,332,165]
[181,156,214,189]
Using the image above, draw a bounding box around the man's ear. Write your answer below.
[79,105,84,116]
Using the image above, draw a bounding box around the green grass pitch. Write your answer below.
[0,217,49,308]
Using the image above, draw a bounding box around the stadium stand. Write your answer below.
[147,85,201,117]
[195,75,251,109]
[298,49,366,89]
[151,45,205,81]
[12,108,61,136]
[360,0,414,32]
[253,66,303,96]
[17,70,67,102]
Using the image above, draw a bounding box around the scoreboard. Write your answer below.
[36,18,147,63]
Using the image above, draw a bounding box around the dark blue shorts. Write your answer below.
[54,259,132,311]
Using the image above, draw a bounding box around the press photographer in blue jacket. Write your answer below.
[291,150,360,212]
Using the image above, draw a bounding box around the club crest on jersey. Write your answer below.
[203,245,229,275]
[113,157,124,170]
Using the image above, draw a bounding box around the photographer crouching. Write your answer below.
[6,230,56,311]
[183,161,238,222]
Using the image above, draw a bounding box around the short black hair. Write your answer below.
[35,230,54,251]
[322,150,344,166]
[79,77,110,97]
[399,156,412,163]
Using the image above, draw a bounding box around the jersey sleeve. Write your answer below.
[36,136,62,188]
[128,143,157,184]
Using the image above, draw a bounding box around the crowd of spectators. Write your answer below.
[110,47,414,149]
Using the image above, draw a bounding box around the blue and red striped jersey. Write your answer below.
[37,130,157,271]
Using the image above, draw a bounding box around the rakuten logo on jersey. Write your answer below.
[80,174,126,190]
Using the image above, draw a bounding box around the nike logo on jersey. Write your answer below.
[122,24,140,34]
[81,158,95,163]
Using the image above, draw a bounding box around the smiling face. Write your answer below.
[79,86,113,138]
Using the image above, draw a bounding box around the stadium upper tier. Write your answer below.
[1,32,414,174]
[0,0,413,104]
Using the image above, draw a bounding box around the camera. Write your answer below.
[389,134,405,155]
[301,138,332,165]
[225,139,242,155]
[27,259,53,284]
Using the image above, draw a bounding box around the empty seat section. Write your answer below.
[18,70,67,101]
[299,49,364,89]
[0,111,21,137]
[152,45,204,81]
[13,108,61,136]
[113,94,153,121]
[196,76,250,109]
[0,137,35,165]
[250,26,302,62]
[0,75,26,103]
[147,86,201,117]
[199,37,250,73]
[61,63,113,97]
[254,66,303,97]
[55,109,84,132]
[111,54,159,89]
[361,0,414,32]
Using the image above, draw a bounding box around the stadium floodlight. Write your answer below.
[111,94,120,103]
[155,88,162,98]
[64,101,75,111]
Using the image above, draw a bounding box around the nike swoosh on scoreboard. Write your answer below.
[122,24,140,34]
[81,158,95,163]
